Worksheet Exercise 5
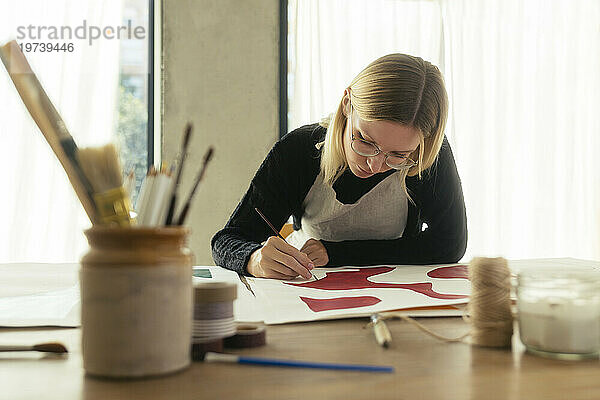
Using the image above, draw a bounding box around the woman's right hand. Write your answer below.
[246,236,314,279]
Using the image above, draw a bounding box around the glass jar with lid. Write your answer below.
[516,268,600,360]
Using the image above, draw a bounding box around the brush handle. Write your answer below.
[176,201,191,226]
[166,124,193,225]
[204,352,393,373]
[0,41,99,223]
[175,147,214,225]
[0,345,33,352]
[60,137,95,198]
[371,314,392,348]
[238,356,394,372]
[254,208,286,240]
[165,193,177,225]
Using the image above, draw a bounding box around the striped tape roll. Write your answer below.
[194,302,233,320]
[192,282,237,344]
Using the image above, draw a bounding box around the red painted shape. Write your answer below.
[427,265,469,280]
[286,267,467,300]
[299,296,381,312]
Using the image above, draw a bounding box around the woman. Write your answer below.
[212,53,467,279]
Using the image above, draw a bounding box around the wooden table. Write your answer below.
[2,317,600,400]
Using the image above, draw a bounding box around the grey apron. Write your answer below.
[287,170,408,249]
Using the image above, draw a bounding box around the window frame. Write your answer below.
[279,0,287,139]
[148,0,161,166]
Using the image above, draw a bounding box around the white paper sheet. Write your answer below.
[0,285,80,327]
[248,264,471,324]
[0,263,80,327]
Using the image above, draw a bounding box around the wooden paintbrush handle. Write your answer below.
[0,345,32,352]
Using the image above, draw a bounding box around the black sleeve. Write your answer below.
[320,137,467,266]
[211,126,321,274]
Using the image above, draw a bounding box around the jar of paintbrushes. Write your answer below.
[1,43,212,378]
[74,123,213,378]
[80,226,193,378]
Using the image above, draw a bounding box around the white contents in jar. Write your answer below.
[516,267,600,358]
[518,296,600,354]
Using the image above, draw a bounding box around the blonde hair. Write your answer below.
[319,54,448,190]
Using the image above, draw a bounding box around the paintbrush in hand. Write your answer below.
[254,207,314,279]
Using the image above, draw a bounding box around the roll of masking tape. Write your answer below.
[193,282,237,344]
[223,324,267,348]
[191,338,224,361]
[194,282,237,304]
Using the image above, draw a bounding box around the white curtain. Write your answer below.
[0,1,122,262]
[290,0,443,129]
[290,0,600,261]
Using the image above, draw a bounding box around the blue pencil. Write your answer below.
[204,352,394,373]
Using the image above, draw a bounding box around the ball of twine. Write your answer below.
[467,257,513,347]
[368,257,514,347]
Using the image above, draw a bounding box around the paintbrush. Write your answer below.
[0,40,98,223]
[0,342,68,354]
[254,207,287,241]
[370,313,392,348]
[77,144,133,226]
[124,170,135,200]
[175,147,214,225]
[254,207,314,279]
[165,123,193,225]
[202,352,394,373]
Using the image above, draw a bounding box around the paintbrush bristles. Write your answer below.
[32,342,68,353]
[78,144,132,226]
[104,143,123,188]
[0,342,68,353]
[77,144,124,193]
[204,147,214,164]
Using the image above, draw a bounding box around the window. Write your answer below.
[0,0,156,262]
[117,0,152,201]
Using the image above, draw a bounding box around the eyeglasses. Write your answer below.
[348,106,418,170]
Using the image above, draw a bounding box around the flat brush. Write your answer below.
[77,144,133,226]
[0,342,68,354]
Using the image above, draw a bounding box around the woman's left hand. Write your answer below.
[300,239,329,267]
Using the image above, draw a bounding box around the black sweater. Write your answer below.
[211,124,467,275]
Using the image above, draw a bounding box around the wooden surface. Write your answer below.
[2,317,600,400]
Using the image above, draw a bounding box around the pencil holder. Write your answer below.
[80,226,193,378]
